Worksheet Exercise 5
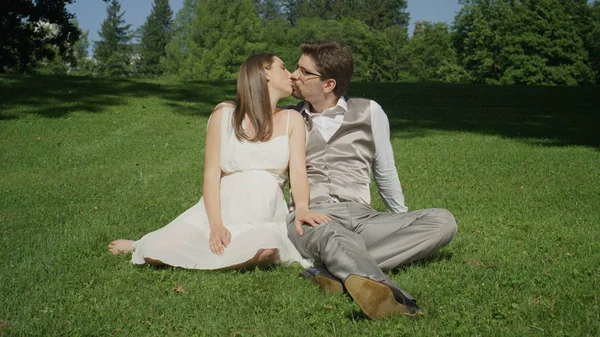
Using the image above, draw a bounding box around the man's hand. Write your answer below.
[209,225,231,255]
[294,208,331,236]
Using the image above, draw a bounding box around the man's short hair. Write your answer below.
[300,40,353,98]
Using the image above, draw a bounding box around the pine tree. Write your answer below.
[139,0,173,75]
[93,0,133,77]
[185,0,266,80]
[163,0,198,76]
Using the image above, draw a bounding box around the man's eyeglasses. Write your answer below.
[296,66,322,80]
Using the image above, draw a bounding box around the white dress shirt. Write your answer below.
[300,97,408,213]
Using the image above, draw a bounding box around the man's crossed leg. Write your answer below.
[287,202,456,319]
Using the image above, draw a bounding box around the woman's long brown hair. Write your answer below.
[232,53,276,142]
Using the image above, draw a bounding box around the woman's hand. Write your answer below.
[209,225,231,255]
[294,208,331,236]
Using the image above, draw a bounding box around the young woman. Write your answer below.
[108,54,329,269]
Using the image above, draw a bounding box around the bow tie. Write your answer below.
[304,106,344,119]
[302,111,311,121]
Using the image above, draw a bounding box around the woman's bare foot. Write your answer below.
[108,239,134,255]
[227,248,280,270]
[256,248,279,265]
[144,257,165,266]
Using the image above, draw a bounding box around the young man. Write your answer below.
[287,40,457,319]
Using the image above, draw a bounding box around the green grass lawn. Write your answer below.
[1,75,598,336]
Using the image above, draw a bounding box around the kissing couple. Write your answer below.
[109,40,457,319]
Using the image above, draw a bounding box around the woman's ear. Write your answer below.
[264,70,271,82]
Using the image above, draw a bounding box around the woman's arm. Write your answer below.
[287,110,331,236]
[203,105,231,254]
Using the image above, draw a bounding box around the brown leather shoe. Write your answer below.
[344,275,420,319]
[299,266,344,294]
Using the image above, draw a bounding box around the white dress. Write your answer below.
[131,103,311,269]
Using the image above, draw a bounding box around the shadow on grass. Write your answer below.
[130,262,279,273]
[0,114,19,121]
[1,75,597,148]
[346,310,371,321]
[349,82,600,148]
[0,75,236,119]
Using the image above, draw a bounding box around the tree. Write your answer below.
[254,0,285,20]
[586,1,600,83]
[163,0,198,76]
[454,0,514,83]
[500,0,594,85]
[93,0,133,77]
[558,0,599,81]
[559,0,594,44]
[0,0,80,73]
[139,0,173,75]
[283,0,336,23]
[351,0,409,31]
[70,21,95,75]
[381,24,410,82]
[183,0,266,80]
[281,0,409,31]
[454,0,594,85]
[403,21,467,82]
[34,18,94,75]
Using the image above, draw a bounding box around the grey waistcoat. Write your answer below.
[304,98,375,206]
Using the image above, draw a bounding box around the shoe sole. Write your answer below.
[305,274,344,294]
[344,275,416,319]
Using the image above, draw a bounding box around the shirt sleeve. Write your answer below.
[371,100,408,213]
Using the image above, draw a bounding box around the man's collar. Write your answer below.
[301,97,348,117]
[300,101,312,116]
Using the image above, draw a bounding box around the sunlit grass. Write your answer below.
[1,76,598,336]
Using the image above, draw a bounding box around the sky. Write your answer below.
[68,0,463,54]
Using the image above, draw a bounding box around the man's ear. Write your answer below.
[323,79,336,94]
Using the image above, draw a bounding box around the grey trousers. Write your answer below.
[287,202,457,296]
